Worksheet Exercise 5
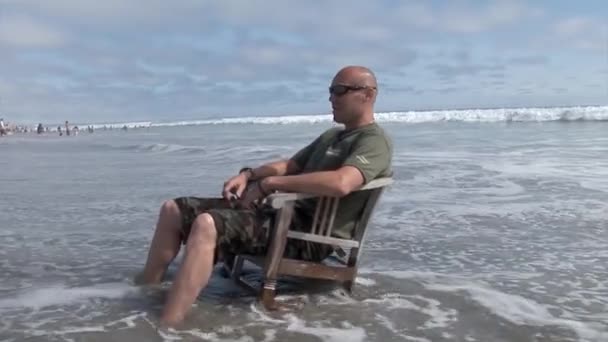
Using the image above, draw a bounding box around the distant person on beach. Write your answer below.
[0,118,5,136]
[37,123,44,134]
[65,121,70,136]
[136,66,393,328]
[57,126,63,136]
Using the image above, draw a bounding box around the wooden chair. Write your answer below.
[225,177,393,309]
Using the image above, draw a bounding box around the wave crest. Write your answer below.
[86,106,607,128]
[156,106,608,127]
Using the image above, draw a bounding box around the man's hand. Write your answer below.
[238,181,268,209]
[222,173,249,200]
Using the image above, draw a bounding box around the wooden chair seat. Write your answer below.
[225,177,393,309]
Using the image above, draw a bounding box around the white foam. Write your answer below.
[262,329,277,342]
[83,106,608,128]
[285,314,367,342]
[0,283,137,310]
[354,277,376,286]
[89,121,152,129]
[106,312,148,328]
[426,283,608,341]
[363,294,420,311]
[181,329,220,340]
[133,143,205,154]
[360,269,456,282]
[374,313,397,334]
[55,325,107,334]
[156,328,183,341]
[247,302,287,324]
[364,293,457,329]
[405,337,433,342]
[374,313,433,342]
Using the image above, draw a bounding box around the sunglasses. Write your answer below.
[329,84,376,96]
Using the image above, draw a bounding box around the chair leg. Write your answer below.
[231,255,244,279]
[229,256,258,292]
[343,280,354,293]
[260,203,293,310]
[261,279,278,310]
[219,252,236,278]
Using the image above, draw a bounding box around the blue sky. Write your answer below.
[0,0,606,123]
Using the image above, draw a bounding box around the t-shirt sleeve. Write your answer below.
[342,133,391,184]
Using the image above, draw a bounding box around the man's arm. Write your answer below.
[260,133,391,197]
[244,159,301,181]
[261,166,364,197]
[224,136,319,200]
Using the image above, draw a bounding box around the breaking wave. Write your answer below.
[86,106,607,128]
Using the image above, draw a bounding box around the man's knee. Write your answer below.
[189,213,217,246]
[158,200,182,232]
[160,199,180,216]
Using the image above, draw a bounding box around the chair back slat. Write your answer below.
[317,197,332,235]
[308,177,392,238]
[325,198,340,236]
[310,196,341,236]
[310,197,324,234]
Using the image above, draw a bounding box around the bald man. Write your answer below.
[138,66,393,327]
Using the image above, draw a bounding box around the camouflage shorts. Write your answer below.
[173,197,333,263]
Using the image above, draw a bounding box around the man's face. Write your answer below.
[328,76,370,124]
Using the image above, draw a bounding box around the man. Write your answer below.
[138,65,393,327]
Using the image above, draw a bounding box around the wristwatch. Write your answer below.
[239,167,255,180]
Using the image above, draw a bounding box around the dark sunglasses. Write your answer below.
[329,84,376,96]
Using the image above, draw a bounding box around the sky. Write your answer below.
[0,0,606,124]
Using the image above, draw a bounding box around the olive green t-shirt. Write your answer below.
[290,122,392,239]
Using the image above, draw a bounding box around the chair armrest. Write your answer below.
[263,177,393,209]
[358,177,394,190]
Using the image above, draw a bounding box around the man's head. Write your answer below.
[329,66,378,127]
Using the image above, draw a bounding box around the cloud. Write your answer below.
[487,72,505,80]
[135,60,187,76]
[0,15,67,47]
[436,86,462,94]
[380,85,418,94]
[554,17,607,51]
[556,17,595,36]
[428,62,505,81]
[507,56,549,66]
[34,75,81,91]
[395,1,541,33]
[1,0,208,26]
[552,87,567,93]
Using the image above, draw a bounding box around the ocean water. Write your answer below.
[1,107,607,342]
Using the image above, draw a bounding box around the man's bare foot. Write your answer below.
[159,315,184,330]
[155,323,179,338]
[133,271,163,286]
[133,271,147,285]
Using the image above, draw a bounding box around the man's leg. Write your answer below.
[138,200,183,284]
[160,213,217,326]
